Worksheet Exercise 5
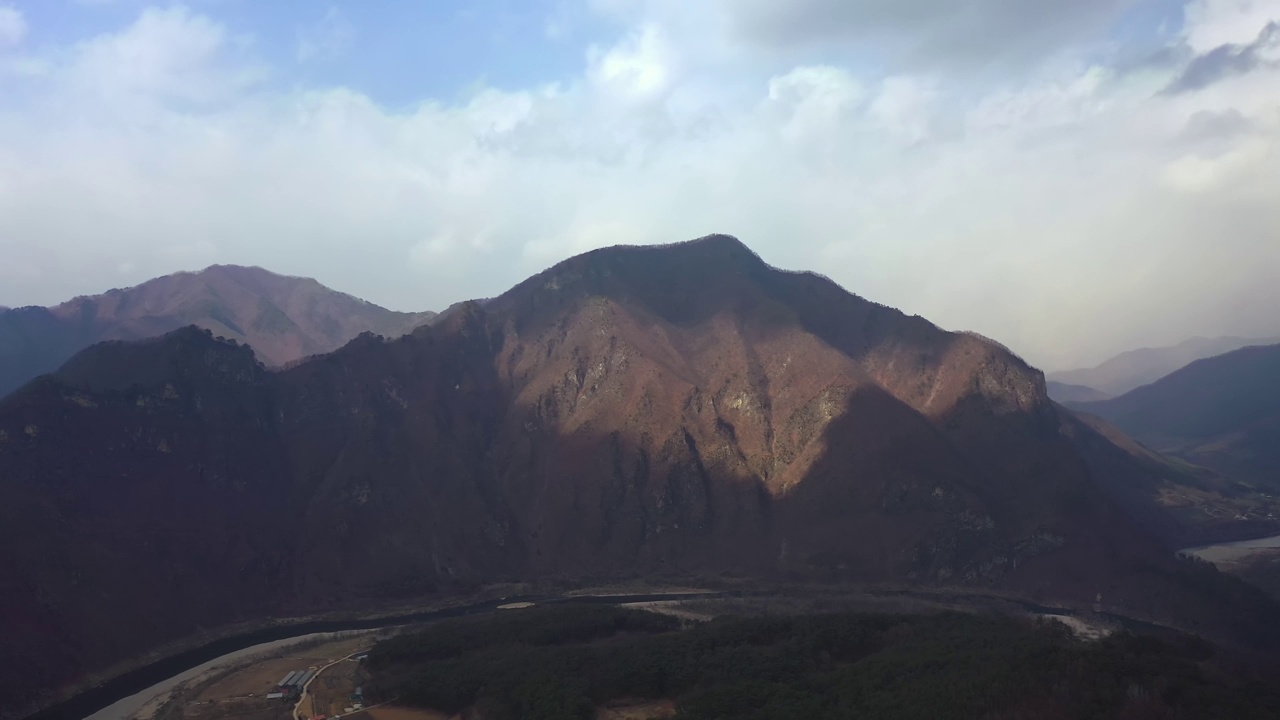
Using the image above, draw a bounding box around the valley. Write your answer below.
[1068,343,1280,495]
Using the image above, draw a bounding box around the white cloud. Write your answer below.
[0,5,26,48]
[1183,0,1280,53]
[767,66,867,137]
[296,5,353,63]
[587,23,678,106]
[868,76,940,144]
[0,4,1278,372]
[64,6,261,109]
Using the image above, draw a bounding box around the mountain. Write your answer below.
[1070,343,1280,492]
[1049,335,1280,397]
[2,236,1276,717]
[1046,381,1111,403]
[0,265,436,399]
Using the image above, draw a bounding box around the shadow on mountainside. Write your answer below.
[4,236,1280,717]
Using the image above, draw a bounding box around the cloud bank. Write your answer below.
[0,1,1277,370]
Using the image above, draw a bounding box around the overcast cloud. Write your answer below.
[1166,20,1279,91]
[720,0,1141,67]
[0,0,1277,371]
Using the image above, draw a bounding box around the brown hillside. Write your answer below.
[0,264,436,398]
[1,236,1276,717]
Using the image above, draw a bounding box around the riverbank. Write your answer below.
[92,632,374,720]
[32,576,1271,720]
[1179,533,1280,562]
[16,580,725,720]
[12,586,531,720]
[27,591,732,720]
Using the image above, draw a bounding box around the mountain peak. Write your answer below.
[657,232,755,257]
[583,233,762,268]
[195,263,317,285]
[51,325,265,396]
[0,267,437,399]
[484,234,791,337]
[525,234,762,285]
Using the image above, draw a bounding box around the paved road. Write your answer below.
[293,649,370,720]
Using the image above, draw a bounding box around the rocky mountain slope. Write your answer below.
[1050,335,1280,397]
[1070,343,1280,492]
[2,236,1275,716]
[0,265,436,399]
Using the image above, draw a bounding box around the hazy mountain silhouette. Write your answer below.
[1046,381,1111,403]
[1070,343,1280,491]
[1049,335,1280,397]
[0,265,436,399]
[2,236,1275,716]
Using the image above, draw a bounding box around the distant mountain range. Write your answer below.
[1045,381,1112,403]
[1069,343,1280,492]
[0,265,436,399]
[1048,336,1280,400]
[3,235,1276,717]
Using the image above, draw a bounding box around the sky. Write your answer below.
[0,0,1277,371]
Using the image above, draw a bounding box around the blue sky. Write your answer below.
[0,0,1277,369]
[15,0,596,103]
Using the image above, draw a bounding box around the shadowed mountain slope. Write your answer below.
[0,265,436,399]
[1070,343,1280,491]
[2,236,1276,717]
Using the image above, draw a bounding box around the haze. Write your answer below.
[0,0,1277,370]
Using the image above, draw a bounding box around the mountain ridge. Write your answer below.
[1068,342,1280,491]
[1047,380,1112,403]
[2,235,1276,717]
[1050,335,1280,397]
[0,265,436,399]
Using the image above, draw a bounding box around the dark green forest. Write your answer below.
[365,605,1280,720]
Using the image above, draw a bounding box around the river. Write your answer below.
[37,582,1199,720]
[1178,533,1280,563]
[26,592,728,720]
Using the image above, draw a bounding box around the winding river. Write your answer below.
[38,567,1246,720]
